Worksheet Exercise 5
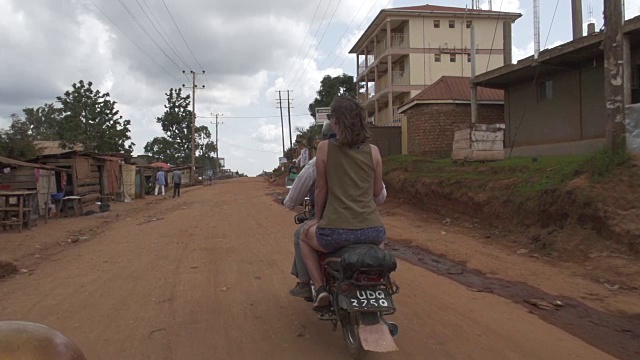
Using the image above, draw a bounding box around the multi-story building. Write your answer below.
[350,4,521,126]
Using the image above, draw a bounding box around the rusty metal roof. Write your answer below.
[398,76,504,114]
[0,155,70,172]
[415,76,504,102]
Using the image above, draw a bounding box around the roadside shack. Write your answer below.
[0,155,70,231]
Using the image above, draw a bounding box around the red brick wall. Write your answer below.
[405,103,504,158]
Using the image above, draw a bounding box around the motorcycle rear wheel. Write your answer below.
[340,312,367,359]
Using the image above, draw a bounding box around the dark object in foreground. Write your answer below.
[0,321,87,360]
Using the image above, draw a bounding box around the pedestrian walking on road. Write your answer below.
[155,170,166,196]
[173,169,182,198]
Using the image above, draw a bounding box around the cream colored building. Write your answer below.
[350,4,521,127]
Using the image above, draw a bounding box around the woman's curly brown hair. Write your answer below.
[330,96,369,148]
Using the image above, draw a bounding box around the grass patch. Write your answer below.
[384,149,631,198]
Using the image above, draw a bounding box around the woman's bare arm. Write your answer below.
[314,141,329,221]
[371,144,383,199]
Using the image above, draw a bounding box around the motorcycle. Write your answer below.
[294,204,400,358]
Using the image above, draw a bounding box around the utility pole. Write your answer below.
[183,70,205,176]
[276,91,286,155]
[470,21,478,124]
[213,113,223,174]
[603,0,626,151]
[287,90,293,148]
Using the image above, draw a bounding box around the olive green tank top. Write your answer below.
[319,140,383,229]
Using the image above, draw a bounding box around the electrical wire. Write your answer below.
[138,0,193,69]
[219,140,281,154]
[117,0,184,73]
[290,0,344,92]
[318,0,368,69]
[337,0,393,68]
[90,0,181,83]
[281,0,323,87]
[485,0,504,73]
[286,0,333,89]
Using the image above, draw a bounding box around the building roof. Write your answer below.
[349,4,522,54]
[473,15,640,88]
[398,76,504,113]
[33,141,83,156]
[391,4,508,14]
[0,155,70,172]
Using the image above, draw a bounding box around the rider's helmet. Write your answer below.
[321,121,336,140]
[0,321,87,360]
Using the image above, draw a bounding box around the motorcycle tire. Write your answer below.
[339,311,367,359]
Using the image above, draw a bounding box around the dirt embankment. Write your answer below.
[383,155,640,257]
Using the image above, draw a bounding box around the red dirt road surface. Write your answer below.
[0,178,627,359]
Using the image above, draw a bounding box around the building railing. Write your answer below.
[392,71,410,86]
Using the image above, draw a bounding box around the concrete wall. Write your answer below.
[505,62,607,151]
[408,17,504,50]
[407,16,505,86]
[405,103,504,158]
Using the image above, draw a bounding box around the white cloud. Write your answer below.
[480,0,523,13]
[513,40,566,62]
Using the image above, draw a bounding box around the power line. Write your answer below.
[117,0,184,72]
[319,0,368,69]
[161,0,220,112]
[485,0,504,72]
[338,0,392,68]
[90,0,181,83]
[281,0,322,87]
[199,114,309,119]
[139,0,193,69]
[544,0,561,48]
[160,0,220,114]
[161,0,204,71]
[219,140,281,154]
[291,0,344,92]
[286,0,334,89]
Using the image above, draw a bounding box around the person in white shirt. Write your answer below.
[285,121,387,299]
[294,137,309,169]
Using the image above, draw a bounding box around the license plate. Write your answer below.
[345,288,394,310]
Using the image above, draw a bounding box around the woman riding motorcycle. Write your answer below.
[300,96,385,310]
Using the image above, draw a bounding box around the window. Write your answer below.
[449,20,455,28]
[434,20,440,28]
[467,54,471,62]
[450,54,456,62]
[434,54,441,62]
[538,80,553,101]
[466,20,473,29]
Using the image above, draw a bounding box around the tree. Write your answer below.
[56,80,134,154]
[0,114,40,160]
[144,88,216,166]
[308,74,358,120]
[22,103,62,141]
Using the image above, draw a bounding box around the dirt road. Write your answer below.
[0,178,628,359]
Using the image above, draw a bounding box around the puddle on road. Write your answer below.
[387,239,640,360]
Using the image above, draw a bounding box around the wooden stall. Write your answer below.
[0,155,70,230]
[30,151,125,209]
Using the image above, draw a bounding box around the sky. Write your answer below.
[1,0,639,176]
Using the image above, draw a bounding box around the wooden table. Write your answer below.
[0,190,37,232]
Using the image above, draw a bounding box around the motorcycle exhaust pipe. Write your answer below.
[383,319,399,338]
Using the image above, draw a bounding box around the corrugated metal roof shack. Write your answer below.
[0,155,71,220]
[31,151,126,211]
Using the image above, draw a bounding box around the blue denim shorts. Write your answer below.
[316,226,386,253]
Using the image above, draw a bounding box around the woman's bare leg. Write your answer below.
[300,223,325,287]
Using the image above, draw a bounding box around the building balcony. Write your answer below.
[357,32,409,80]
